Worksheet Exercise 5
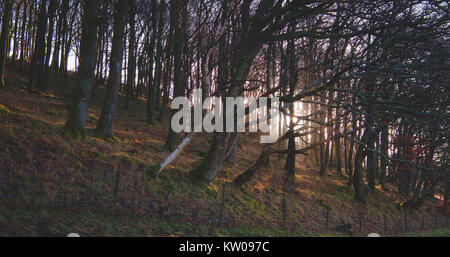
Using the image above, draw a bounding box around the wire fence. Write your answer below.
[0,144,448,236]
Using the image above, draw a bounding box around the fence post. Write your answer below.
[359,210,362,234]
[69,172,73,206]
[383,215,387,236]
[8,163,13,198]
[434,215,437,230]
[37,158,41,199]
[218,183,227,227]
[326,207,330,230]
[404,210,408,232]
[282,197,287,231]
[112,168,120,207]
[421,215,425,230]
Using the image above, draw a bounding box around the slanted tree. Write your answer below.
[189,0,266,184]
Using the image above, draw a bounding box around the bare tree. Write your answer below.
[0,0,13,88]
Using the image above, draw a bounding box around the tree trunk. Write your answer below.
[51,0,64,70]
[226,137,238,164]
[63,0,100,138]
[165,0,187,150]
[233,142,320,187]
[145,0,157,123]
[319,93,327,177]
[190,132,235,183]
[233,147,272,187]
[325,90,333,167]
[353,129,369,204]
[62,1,79,81]
[379,122,388,189]
[41,0,57,90]
[125,0,136,108]
[28,0,48,93]
[159,42,172,121]
[25,1,34,61]
[285,32,297,175]
[153,0,165,111]
[11,0,22,62]
[366,129,377,191]
[95,0,129,139]
[19,0,27,65]
[334,92,342,175]
[57,0,70,74]
[347,95,357,186]
[189,41,261,184]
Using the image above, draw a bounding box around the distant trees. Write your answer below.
[10,0,22,62]
[54,0,71,75]
[42,0,57,88]
[0,0,13,88]
[145,0,157,123]
[151,0,166,122]
[125,0,136,108]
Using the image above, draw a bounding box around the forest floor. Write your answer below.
[0,61,449,237]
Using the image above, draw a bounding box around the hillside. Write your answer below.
[0,61,448,237]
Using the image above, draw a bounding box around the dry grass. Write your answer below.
[0,60,445,236]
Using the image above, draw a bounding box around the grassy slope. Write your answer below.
[0,61,448,237]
